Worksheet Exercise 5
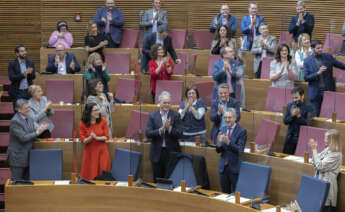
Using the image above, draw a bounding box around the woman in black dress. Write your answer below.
[85,20,108,61]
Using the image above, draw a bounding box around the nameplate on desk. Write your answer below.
[54,181,70,185]
[115,182,128,187]
[213,194,251,204]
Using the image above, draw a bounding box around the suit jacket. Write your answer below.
[209,14,238,37]
[93,6,125,44]
[251,35,277,74]
[288,13,314,42]
[212,59,241,99]
[28,96,55,132]
[140,9,168,39]
[216,124,247,174]
[210,98,241,142]
[283,101,314,143]
[141,32,178,70]
[8,58,35,99]
[303,53,345,100]
[240,14,265,50]
[7,113,38,168]
[45,52,80,74]
[146,110,182,163]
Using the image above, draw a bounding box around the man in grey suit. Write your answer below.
[251,23,277,78]
[7,99,49,180]
[139,0,168,39]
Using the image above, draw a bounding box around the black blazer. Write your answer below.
[46,52,80,74]
[288,13,314,42]
[146,110,182,163]
[8,58,35,98]
[141,32,178,70]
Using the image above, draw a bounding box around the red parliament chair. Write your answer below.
[115,78,139,103]
[119,29,139,48]
[50,109,74,138]
[265,86,292,112]
[295,126,327,158]
[208,54,222,76]
[104,52,131,74]
[45,79,74,104]
[335,92,345,120]
[260,57,275,79]
[193,81,214,107]
[125,110,149,139]
[277,31,292,47]
[333,60,345,83]
[155,80,183,105]
[0,133,9,148]
[192,30,213,49]
[0,104,13,120]
[174,52,197,75]
[320,91,336,119]
[254,119,281,151]
[0,77,11,91]
[169,29,187,49]
[322,33,344,55]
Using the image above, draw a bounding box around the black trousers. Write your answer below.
[10,166,29,181]
[105,33,120,48]
[38,129,51,139]
[219,165,238,194]
[283,136,298,155]
[256,61,262,79]
[151,148,170,183]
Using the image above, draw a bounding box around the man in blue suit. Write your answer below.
[288,1,314,44]
[146,91,183,183]
[94,0,124,48]
[304,40,345,116]
[210,83,240,142]
[141,25,181,72]
[240,2,264,50]
[45,44,80,74]
[216,108,247,193]
[209,4,238,37]
[212,46,241,100]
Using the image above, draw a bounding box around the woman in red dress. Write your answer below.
[149,43,173,103]
[79,103,111,180]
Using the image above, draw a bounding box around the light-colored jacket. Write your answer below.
[311,147,342,207]
[251,35,277,74]
[140,9,168,39]
[29,96,54,132]
[295,47,313,81]
[87,94,114,138]
[269,59,297,88]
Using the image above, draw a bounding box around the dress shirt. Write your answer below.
[160,111,168,147]
[179,100,206,120]
[156,34,164,46]
[57,56,67,75]
[218,99,229,129]
[152,10,158,33]
[18,59,29,90]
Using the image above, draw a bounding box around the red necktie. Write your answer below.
[251,16,255,42]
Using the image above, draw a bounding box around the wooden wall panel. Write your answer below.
[1,0,345,75]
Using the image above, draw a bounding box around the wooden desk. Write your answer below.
[5,180,259,212]
[33,141,345,212]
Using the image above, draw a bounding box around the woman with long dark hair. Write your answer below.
[211,25,237,55]
[270,43,297,88]
[79,103,111,180]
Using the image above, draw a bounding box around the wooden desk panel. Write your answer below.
[5,183,258,212]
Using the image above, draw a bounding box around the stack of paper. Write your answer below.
[115,182,128,187]
[214,194,251,204]
[284,155,310,163]
[173,186,192,192]
[261,208,290,212]
[179,142,197,147]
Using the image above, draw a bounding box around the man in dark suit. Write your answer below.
[141,25,181,72]
[93,0,124,48]
[283,86,315,154]
[7,99,49,180]
[288,1,314,45]
[146,91,182,183]
[45,43,80,74]
[8,44,36,110]
[209,4,238,37]
[303,40,345,116]
[240,2,265,50]
[216,108,247,193]
[139,0,168,39]
[210,83,240,142]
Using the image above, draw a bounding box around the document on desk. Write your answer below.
[115,182,128,187]
[54,180,70,185]
[173,186,192,192]
[284,155,310,163]
[214,194,251,204]
[261,207,290,212]
[179,142,197,147]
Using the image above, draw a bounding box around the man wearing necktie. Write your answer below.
[94,0,125,48]
[7,99,49,180]
[140,0,168,39]
[216,108,247,193]
[146,91,183,183]
[240,2,264,50]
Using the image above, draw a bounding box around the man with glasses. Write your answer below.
[46,43,80,74]
[94,0,125,48]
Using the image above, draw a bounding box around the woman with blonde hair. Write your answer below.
[295,33,313,81]
[309,129,342,212]
[85,20,108,61]
[28,85,54,138]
